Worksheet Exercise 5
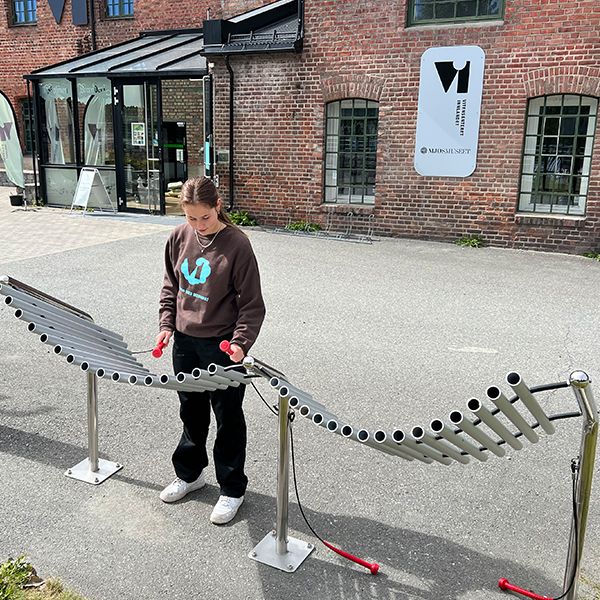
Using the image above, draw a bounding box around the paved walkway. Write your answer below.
[0,187,175,265]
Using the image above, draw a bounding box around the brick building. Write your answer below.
[1,0,599,252]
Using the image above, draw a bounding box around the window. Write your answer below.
[12,0,36,24]
[106,0,133,17]
[19,98,34,154]
[518,95,597,216]
[324,99,378,205]
[408,0,502,25]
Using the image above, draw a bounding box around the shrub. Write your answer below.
[455,234,484,248]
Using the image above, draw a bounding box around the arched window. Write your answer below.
[324,99,378,205]
[518,95,597,216]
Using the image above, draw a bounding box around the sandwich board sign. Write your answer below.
[70,167,116,214]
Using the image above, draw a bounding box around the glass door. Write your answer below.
[115,81,161,212]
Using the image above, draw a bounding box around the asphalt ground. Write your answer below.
[1,187,599,600]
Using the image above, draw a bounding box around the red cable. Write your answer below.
[323,541,380,575]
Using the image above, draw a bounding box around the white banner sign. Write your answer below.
[414,46,485,177]
[0,93,25,189]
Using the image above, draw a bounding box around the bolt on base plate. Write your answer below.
[249,532,314,572]
[65,458,123,484]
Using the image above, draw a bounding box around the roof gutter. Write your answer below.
[225,54,235,211]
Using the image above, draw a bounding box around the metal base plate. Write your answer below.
[249,532,314,572]
[65,458,123,484]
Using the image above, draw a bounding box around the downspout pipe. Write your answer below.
[225,54,234,211]
[89,0,97,50]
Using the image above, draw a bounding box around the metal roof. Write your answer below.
[27,30,208,79]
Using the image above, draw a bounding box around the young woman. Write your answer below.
[156,176,265,525]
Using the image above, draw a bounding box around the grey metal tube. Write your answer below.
[33,325,138,364]
[486,386,539,444]
[411,426,470,464]
[372,430,416,461]
[191,367,239,388]
[276,391,290,555]
[176,371,226,390]
[392,429,451,465]
[467,398,523,450]
[326,419,339,433]
[270,379,324,410]
[27,320,134,360]
[207,363,249,384]
[449,410,505,457]
[62,349,149,374]
[390,429,435,463]
[506,372,555,435]
[160,373,220,392]
[341,424,361,443]
[563,371,598,600]
[86,372,99,472]
[2,288,124,342]
[76,355,150,376]
[430,420,487,462]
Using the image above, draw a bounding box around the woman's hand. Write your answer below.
[228,343,245,363]
[155,330,172,348]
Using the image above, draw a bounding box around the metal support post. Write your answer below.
[563,371,598,600]
[249,391,314,572]
[65,372,123,484]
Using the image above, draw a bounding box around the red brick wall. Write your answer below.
[211,0,600,253]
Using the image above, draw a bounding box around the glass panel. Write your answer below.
[39,78,76,164]
[121,83,160,212]
[44,168,78,207]
[414,1,434,20]
[456,0,477,17]
[435,2,455,18]
[77,78,114,167]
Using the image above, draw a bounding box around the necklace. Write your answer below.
[194,225,224,252]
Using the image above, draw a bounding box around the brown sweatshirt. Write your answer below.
[159,223,266,352]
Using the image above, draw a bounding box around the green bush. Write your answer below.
[582,252,600,261]
[227,210,257,226]
[286,220,321,232]
[0,556,33,600]
[455,234,484,248]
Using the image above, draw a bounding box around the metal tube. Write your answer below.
[269,378,325,410]
[62,350,149,374]
[34,326,138,364]
[411,426,470,464]
[430,420,487,462]
[467,398,523,451]
[372,430,416,461]
[176,371,226,390]
[77,356,150,376]
[276,390,291,555]
[392,429,451,465]
[486,386,539,444]
[506,372,555,435]
[449,410,505,457]
[4,290,126,346]
[160,373,220,392]
[563,371,598,600]
[191,367,240,388]
[390,429,435,463]
[207,363,249,384]
[86,372,99,472]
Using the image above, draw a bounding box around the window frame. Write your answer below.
[18,97,34,154]
[11,0,37,25]
[323,98,379,206]
[407,0,504,27]
[517,94,597,217]
[105,0,134,19]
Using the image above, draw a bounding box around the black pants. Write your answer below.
[171,330,248,498]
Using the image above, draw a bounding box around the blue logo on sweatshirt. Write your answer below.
[181,257,211,285]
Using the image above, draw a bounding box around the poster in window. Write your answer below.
[414,46,485,177]
[131,122,146,147]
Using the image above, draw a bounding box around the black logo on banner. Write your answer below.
[434,61,470,93]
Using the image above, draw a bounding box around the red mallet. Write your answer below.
[498,578,552,600]
[219,340,234,355]
[152,341,166,358]
[323,541,379,575]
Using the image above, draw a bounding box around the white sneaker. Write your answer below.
[160,474,206,503]
[210,495,244,524]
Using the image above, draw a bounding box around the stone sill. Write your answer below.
[318,203,375,216]
[515,212,586,227]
